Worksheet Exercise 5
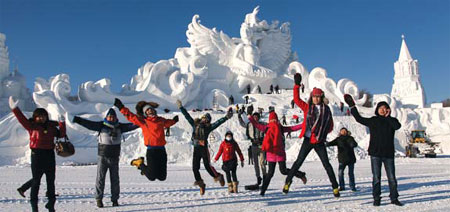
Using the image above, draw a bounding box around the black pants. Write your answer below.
[261,161,305,195]
[193,145,220,181]
[222,159,238,183]
[286,137,339,189]
[30,149,56,209]
[18,179,33,192]
[140,148,167,181]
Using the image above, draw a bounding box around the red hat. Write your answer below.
[269,111,278,122]
[311,87,324,97]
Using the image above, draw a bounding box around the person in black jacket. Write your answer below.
[327,127,358,191]
[344,94,403,207]
[73,108,138,208]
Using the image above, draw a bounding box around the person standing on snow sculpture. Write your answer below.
[283,73,340,198]
[177,99,233,195]
[214,131,244,193]
[326,127,358,192]
[10,96,65,212]
[237,105,266,188]
[344,94,403,207]
[72,108,138,208]
[248,108,307,196]
[114,98,178,182]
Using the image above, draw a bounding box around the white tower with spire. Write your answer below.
[391,35,426,108]
[0,33,9,80]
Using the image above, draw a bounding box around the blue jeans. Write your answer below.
[338,163,355,190]
[370,156,399,201]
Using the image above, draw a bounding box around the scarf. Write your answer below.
[103,118,119,129]
[306,103,333,144]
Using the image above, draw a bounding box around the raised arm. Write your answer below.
[12,107,32,131]
[120,107,145,127]
[73,116,103,131]
[281,123,302,133]
[180,107,195,127]
[119,123,140,133]
[210,117,228,131]
[237,113,247,128]
[248,115,268,132]
[350,107,371,127]
[58,120,66,138]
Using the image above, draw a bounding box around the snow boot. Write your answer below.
[194,180,206,195]
[214,174,225,187]
[232,181,239,193]
[130,157,144,169]
[96,199,104,208]
[45,199,56,212]
[373,199,381,206]
[293,170,307,184]
[228,183,234,193]
[282,181,292,194]
[112,200,119,207]
[17,188,25,198]
[391,199,404,206]
[333,188,340,197]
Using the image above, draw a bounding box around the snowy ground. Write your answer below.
[1,157,449,212]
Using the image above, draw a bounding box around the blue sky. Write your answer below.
[1,0,449,103]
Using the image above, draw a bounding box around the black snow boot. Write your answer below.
[96,199,104,208]
[391,199,404,206]
[373,199,381,206]
[45,199,56,212]
[112,200,119,207]
[257,176,262,185]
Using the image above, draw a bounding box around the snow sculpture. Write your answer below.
[391,35,426,108]
[0,33,34,116]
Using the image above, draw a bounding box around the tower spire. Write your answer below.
[398,34,413,61]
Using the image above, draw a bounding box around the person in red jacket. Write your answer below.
[283,73,340,197]
[9,97,65,212]
[248,110,307,196]
[214,131,244,193]
[114,98,178,181]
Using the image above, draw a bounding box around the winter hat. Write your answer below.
[268,111,278,123]
[142,105,154,114]
[225,131,233,137]
[201,113,212,122]
[32,108,49,120]
[252,112,260,118]
[106,108,117,117]
[311,87,324,97]
[374,101,390,116]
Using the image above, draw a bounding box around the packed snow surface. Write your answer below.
[1,157,449,211]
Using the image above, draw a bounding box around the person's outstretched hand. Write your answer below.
[173,115,179,122]
[344,94,355,108]
[8,96,18,109]
[294,73,302,86]
[176,99,183,109]
[114,98,124,110]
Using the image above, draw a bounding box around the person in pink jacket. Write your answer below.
[248,110,307,196]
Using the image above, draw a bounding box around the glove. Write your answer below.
[73,116,81,123]
[241,160,244,167]
[226,108,233,119]
[58,114,65,122]
[114,98,124,110]
[343,94,355,108]
[294,73,302,86]
[173,115,179,122]
[8,96,18,109]
[176,99,183,109]
[247,105,254,115]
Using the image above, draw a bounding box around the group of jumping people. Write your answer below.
[11,73,403,211]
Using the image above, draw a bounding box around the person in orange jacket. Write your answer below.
[10,96,65,212]
[114,98,178,181]
[214,131,244,193]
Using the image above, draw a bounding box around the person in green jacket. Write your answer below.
[177,100,233,195]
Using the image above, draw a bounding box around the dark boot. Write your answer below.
[257,176,262,185]
[214,174,225,187]
[112,200,119,207]
[194,180,206,195]
[333,188,340,197]
[17,188,26,198]
[45,199,56,212]
[373,199,381,206]
[282,181,292,194]
[391,199,404,206]
[96,199,104,208]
